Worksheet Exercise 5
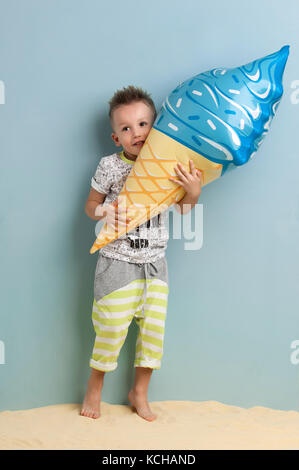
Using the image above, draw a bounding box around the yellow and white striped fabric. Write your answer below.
[90,278,169,371]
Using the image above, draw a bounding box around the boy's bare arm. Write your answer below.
[85,188,107,220]
[170,161,202,215]
[174,193,199,215]
[85,188,131,235]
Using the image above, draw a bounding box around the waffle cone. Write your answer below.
[90,128,222,254]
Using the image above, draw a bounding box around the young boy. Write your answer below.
[81,86,202,421]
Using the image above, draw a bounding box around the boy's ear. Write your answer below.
[111,133,121,146]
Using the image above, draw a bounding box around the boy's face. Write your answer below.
[111,101,155,161]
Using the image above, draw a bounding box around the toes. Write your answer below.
[80,408,96,418]
[145,413,156,421]
[80,407,101,419]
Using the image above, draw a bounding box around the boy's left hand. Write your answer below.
[169,160,202,200]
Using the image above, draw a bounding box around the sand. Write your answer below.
[0,400,299,450]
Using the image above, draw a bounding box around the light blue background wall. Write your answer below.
[0,0,298,412]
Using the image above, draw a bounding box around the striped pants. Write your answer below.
[90,255,169,372]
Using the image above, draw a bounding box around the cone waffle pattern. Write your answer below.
[90,128,222,254]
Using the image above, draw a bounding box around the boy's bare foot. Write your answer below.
[80,369,104,419]
[128,389,157,421]
[80,386,101,419]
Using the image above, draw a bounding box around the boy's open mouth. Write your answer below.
[134,141,144,146]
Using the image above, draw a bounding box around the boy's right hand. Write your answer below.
[102,201,133,233]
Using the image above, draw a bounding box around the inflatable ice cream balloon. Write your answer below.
[90,45,290,254]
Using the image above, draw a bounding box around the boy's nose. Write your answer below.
[132,126,142,135]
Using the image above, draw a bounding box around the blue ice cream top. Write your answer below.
[153,45,289,175]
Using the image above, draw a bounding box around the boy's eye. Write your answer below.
[122,122,147,131]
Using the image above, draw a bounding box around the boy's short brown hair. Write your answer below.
[109,85,157,130]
